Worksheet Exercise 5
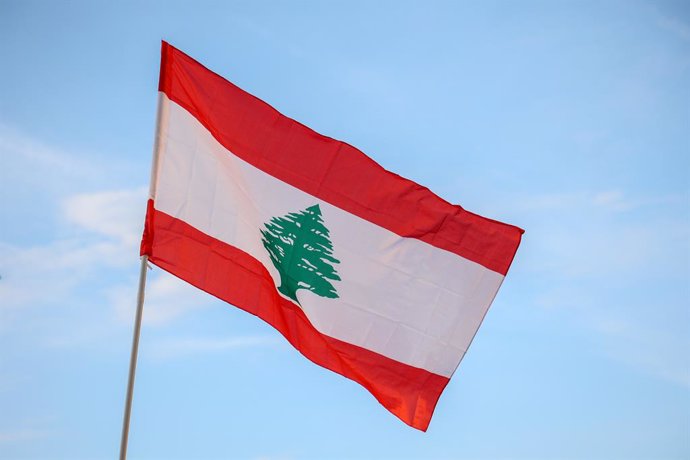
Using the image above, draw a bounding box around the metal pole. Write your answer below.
[118,84,166,459]
[118,254,149,460]
[118,83,167,459]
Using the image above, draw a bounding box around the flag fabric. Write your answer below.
[141,41,524,431]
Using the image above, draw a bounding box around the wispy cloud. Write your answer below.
[541,216,687,278]
[110,271,217,327]
[657,14,690,42]
[0,125,145,314]
[253,455,295,460]
[0,240,112,311]
[63,187,147,249]
[0,125,151,353]
[591,316,690,388]
[0,428,51,444]
[1,182,220,341]
[514,186,690,388]
[534,283,690,389]
[514,189,686,213]
[0,122,99,188]
[591,189,686,212]
[148,335,281,360]
[0,187,147,313]
[512,188,689,277]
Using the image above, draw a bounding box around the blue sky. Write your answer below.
[1,1,688,459]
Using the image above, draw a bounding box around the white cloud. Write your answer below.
[515,189,685,213]
[0,125,217,346]
[0,122,99,188]
[592,317,690,388]
[657,15,690,41]
[541,218,687,278]
[513,188,689,278]
[592,189,625,208]
[513,191,582,212]
[148,335,281,360]
[0,429,51,444]
[592,189,685,212]
[110,270,216,326]
[63,187,148,248]
[253,456,295,460]
[515,187,690,388]
[0,240,110,311]
[534,282,690,388]
[0,187,148,313]
[1,182,226,342]
[60,188,225,329]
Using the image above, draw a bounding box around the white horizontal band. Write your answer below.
[153,94,504,377]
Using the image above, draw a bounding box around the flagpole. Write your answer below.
[118,254,149,460]
[118,90,166,460]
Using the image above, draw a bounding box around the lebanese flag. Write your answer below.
[140,41,523,431]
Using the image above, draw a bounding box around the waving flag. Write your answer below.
[140,41,523,431]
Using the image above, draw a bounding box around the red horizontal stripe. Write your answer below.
[157,41,523,275]
[141,200,450,431]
